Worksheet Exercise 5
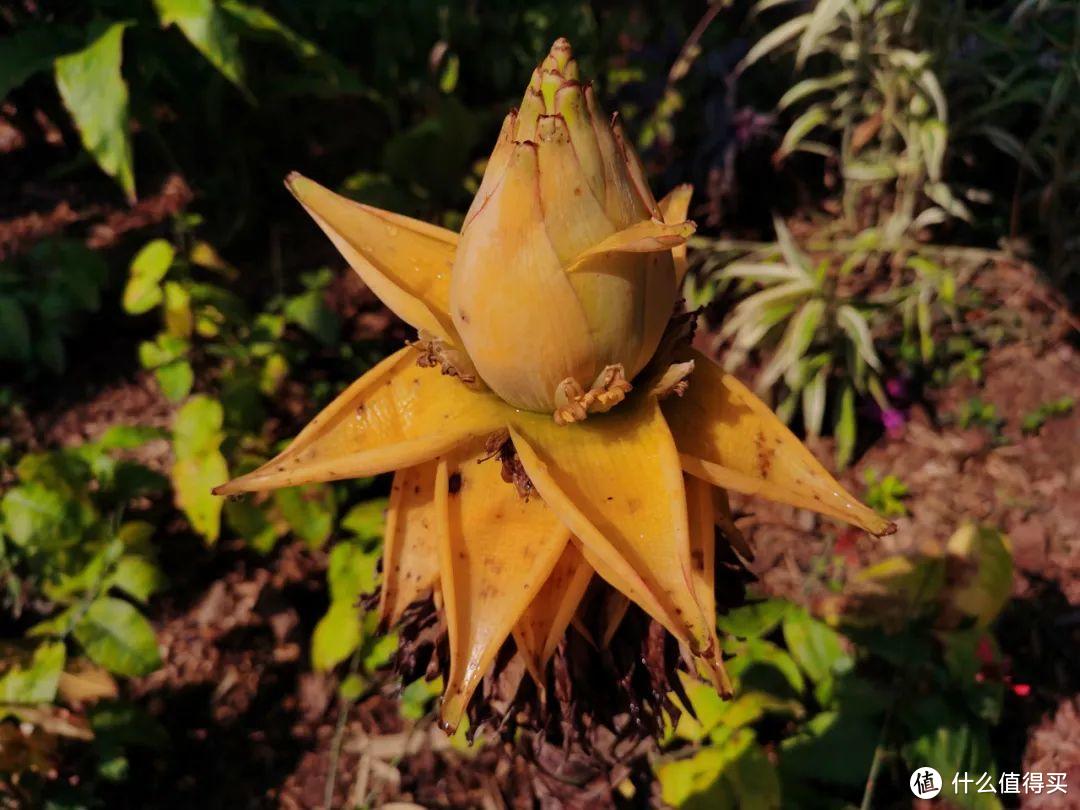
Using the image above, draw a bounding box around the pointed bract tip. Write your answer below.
[284,171,317,202]
[211,478,246,497]
[549,37,573,64]
[438,693,465,735]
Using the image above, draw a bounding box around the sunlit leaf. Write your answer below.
[54,22,134,201]
[108,556,167,603]
[756,298,825,391]
[946,525,1013,627]
[0,642,65,704]
[340,498,387,542]
[802,364,828,437]
[920,119,948,182]
[777,71,854,110]
[836,304,881,371]
[843,162,898,182]
[718,263,808,284]
[796,0,846,69]
[172,396,227,542]
[154,0,247,94]
[834,383,856,469]
[717,600,790,639]
[173,452,228,542]
[311,600,362,671]
[122,240,175,314]
[738,14,813,72]
[73,597,161,677]
[155,360,195,403]
[778,105,829,158]
[274,484,336,549]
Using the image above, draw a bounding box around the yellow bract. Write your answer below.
[214,38,892,733]
[664,349,892,536]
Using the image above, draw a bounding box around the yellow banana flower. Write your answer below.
[214,38,892,734]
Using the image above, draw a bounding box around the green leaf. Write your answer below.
[274,484,336,549]
[834,383,856,469]
[925,182,972,222]
[152,359,192,403]
[717,600,790,639]
[946,525,1013,627]
[836,304,881,371]
[54,22,135,201]
[121,240,174,314]
[781,607,851,690]
[311,601,362,671]
[773,216,811,274]
[220,0,365,94]
[138,334,188,369]
[801,364,828,438]
[726,638,806,696]
[163,281,193,338]
[340,498,387,542]
[756,298,825,391]
[327,540,379,604]
[795,0,845,69]
[90,701,168,749]
[0,642,66,703]
[283,288,341,346]
[361,631,397,673]
[0,296,31,363]
[920,119,948,183]
[74,597,161,677]
[843,162,898,182]
[777,71,854,111]
[400,676,441,721]
[725,741,781,810]
[173,395,224,458]
[171,396,228,542]
[942,629,1005,724]
[0,27,80,99]
[720,280,813,348]
[658,729,759,808]
[108,556,167,603]
[95,425,168,451]
[1,482,94,550]
[917,285,934,363]
[778,104,829,158]
[738,14,812,72]
[224,497,282,553]
[717,263,807,284]
[901,697,1001,809]
[781,709,880,786]
[172,452,228,543]
[154,0,247,93]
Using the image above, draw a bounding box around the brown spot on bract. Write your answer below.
[458,309,470,323]
[448,472,462,494]
[755,429,772,479]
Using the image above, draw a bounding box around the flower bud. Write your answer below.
[450,39,695,415]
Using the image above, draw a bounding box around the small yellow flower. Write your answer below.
[214,38,891,733]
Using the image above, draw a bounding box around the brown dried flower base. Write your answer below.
[389,528,753,804]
